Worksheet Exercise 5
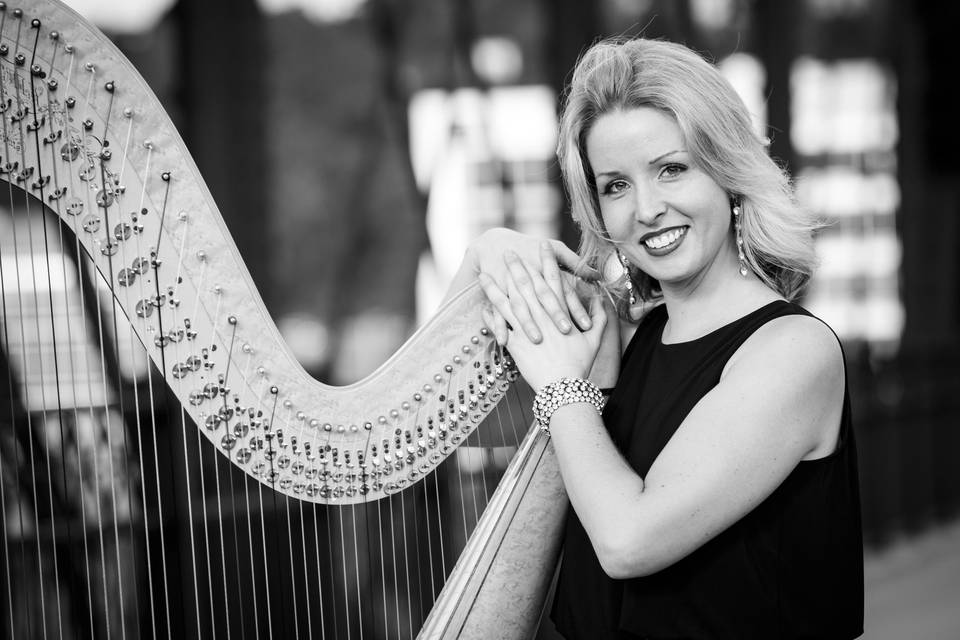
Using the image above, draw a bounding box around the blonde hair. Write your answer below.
[557,38,819,312]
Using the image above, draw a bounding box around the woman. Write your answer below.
[452,38,863,639]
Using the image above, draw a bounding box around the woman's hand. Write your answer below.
[479,251,608,391]
[467,228,597,340]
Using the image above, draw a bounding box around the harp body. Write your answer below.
[0,1,567,638]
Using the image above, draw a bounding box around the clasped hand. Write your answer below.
[477,242,608,392]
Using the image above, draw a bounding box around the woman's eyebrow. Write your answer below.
[649,149,686,164]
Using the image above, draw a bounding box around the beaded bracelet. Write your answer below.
[532,377,606,435]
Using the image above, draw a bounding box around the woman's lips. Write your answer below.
[641,226,688,256]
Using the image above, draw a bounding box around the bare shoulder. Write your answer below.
[736,313,843,374]
[724,312,845,457]
[726,313,844,385]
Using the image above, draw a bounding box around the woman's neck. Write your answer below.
[658,270,782,344]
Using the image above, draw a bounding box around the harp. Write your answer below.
[0,1,568,638]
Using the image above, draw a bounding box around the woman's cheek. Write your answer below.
[602,211,631,243]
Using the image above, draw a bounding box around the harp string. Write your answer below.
[0,107,20,640]
[324,490,338,638]
[283,406,302,640]
[171,211,218,640]
[256,451,275,639]
[399,492,412,637]
[388,495,400,637]
[86,120,119,640]
[78,53,128,639]
[360,415,378,639]
[276,403,293,639]
[45,39,105,640]
[124,128,174,640]
[87,54,141,638]
[4,137,40,640]
[102,56,168,639]
[238,347,264,640]
[26,19,72,638]
[409,456,425,626]
[244,469,264,639]
[146,162,205,638]
[0,407,13,640]
[4,17,51,635]
[421,474,436,606]
[117,135,162,640]
[0,167,35,640]
[58,118,102,640]
[370,490,390,638]
[10,141,53,640]
[0,257,15,640]
[102,72,148,640]
[295,476,313,639]
[265,389,289,640]
[93,97,152,640]
[355,502,367,639]
[402,445,417,634]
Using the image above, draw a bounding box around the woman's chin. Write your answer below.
[642,262,694,288]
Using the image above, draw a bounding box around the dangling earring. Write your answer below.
[619,250,637,305]
[732,203,749,277]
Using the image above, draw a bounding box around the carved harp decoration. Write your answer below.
[0,1,567,639]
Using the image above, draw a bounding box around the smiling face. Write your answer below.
[586,107,739,295]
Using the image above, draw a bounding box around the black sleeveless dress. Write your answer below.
[551,301,863,640]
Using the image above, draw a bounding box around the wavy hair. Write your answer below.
[557,38,820,314]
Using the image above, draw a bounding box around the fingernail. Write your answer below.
[560,319,572,332]
[579,314,592,327]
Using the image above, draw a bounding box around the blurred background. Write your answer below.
[8,0,960,637]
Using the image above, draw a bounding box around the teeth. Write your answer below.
[644,228,684,249]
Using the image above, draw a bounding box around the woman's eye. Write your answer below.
[603,179,628,195]
[660,163,686,179]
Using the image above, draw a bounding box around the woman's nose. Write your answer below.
[633,185,666,225]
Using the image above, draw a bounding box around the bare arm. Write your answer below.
[479,258,845,579]
[553,316,844,577]
[586,294,621,389]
